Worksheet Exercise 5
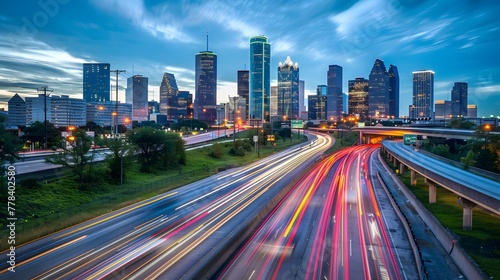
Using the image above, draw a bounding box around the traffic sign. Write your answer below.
[403,134,417,145]
[291,120,303,129]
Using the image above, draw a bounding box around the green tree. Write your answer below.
[0,124,22,173]
[46,129,93,183]
[126,127,166,172]
[209,142,225,159]
[160,132,186,168]
[460,150,476,170]
[105,138,133,184]
[22,121,62,149]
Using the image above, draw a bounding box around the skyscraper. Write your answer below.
[348,78,369,120]
[451,82,468,117]
[270,85,278,117]
[277,56,299,119]
[159,72,179,119]
[327,65,343,121]
[467,104,477,118]
[308,85,327,120]
[410,70,434,119]
[83,63,110,102]
[388,65,400,118]
[368,59,389,118]
[126,75,149,122]
[249,36,271,122]
[299,80,306,114]
[237,70,249,120]
[7,93,26,127]
[195,50,217,125]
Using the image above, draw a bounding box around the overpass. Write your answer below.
[382,140,500,230]
[352,126,485,143]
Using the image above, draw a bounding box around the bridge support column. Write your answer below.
[425,178,436,204]
[359,132,363,145]
[366,136,371,144]
[458,197,476,230]
[393,157,397,167]
[410,170,417,186]
[399,162,405,175]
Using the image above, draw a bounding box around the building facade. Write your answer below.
[410,70,434,119]
[270,85,278,118]
[388,64,400,118]
[277,56,300,119]
[237,70,249,120]
[451,82,468,118]
[195,51,217,125]
[299,80,306,114]
[159,72,179,119]
[126,75,149,122]
[86,101,132,128]
[83,63,110,102]
[249,36,271,122]
[327,65,343,121]
[308,85,328,120]
[434,100,452,120]
[348,78,369,120]
[25,94,86,127]
[368,59,389,118]
[7,94,26,127]
[467,104,477,118]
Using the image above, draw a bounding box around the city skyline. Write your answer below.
[0,1,499,117]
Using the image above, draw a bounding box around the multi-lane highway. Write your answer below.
[219,145,416,279]
[0,132,332,279]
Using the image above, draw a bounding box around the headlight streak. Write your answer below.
[220,145,404,280]
[28,132,331,280]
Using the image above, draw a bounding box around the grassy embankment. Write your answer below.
[1,133,307,250]
[383,155,500,279]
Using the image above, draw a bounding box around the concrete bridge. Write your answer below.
[382,140,500,230]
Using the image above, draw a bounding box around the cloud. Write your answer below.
[90,0,195,43]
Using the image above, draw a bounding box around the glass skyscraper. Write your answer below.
[195,51,217,125]
[451,82,468,117]
[159,72,179,119]
[388,65,400,118]
[277,56,299,119]
[126,75,149,122]
[83,63,110,102]
[249,36,271,122]
[327,65,343,121]
[237,70,249,120]
[348,78,369,120]
[368,59,389,118]
[410,70,434,119]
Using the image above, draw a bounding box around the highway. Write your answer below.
[0,132,332,279]
[219,145,414,279]
[383,140,500,214]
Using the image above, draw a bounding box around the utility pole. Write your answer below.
[110,70,126,137]
[38,86,53,149]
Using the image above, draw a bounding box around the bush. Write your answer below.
[209,142,224,159]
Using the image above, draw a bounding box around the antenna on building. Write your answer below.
[206,27,209,51]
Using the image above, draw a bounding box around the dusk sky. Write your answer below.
[1,0,499,117]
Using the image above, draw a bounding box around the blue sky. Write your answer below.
[1,0,499,117]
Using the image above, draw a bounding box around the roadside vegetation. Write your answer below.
[0,126,307,250]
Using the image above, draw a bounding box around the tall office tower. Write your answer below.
[410,70,434,119]
[126,75,149,122]
[148,101,159,115]
[277,56,300,119]
[83,63,110,102]
[176,91,192,119]
[195,49,217,125]
[467,104,477,118]
[368,59,389,118]
[299,80,306,113]
[308,85,328,120]
[7,93,26,127]
[348,78,369,120]
[327,65,343,121]
[237,70,249,120]
[270,85,278,117]
[434,100,452,119]
[159,72,179,119]
[388,65,400,118]
[451,82,468,117]
[249,35,271,122]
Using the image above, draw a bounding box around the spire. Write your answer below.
[206,27,209,51]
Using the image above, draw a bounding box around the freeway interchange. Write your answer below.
[1,134,434,279]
